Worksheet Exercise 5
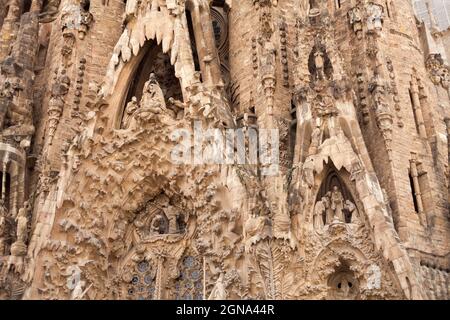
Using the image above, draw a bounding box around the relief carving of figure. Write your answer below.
[259,37,277,76]
[348,7,363,38]
[313,198,325,230]
[303,157,315,188]
[15,202,29,245]
[314,50,325,81]
[150,212,166,234]
[331,186,345,223]
[134,73,170,123]
[344,200,360,224]
[122,96,138,129]
[47,70,70,145]
[323,194,333,225]
[367,3,384,32]
[308,125,322,155]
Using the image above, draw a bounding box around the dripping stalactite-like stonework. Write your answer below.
[0,0,449,300]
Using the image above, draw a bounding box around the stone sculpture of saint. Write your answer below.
[308,125,322,155]
[314,51,325,80]
[344,200,360,224]
[323,195,333,225]
[367,4,383,31]
[313,198,325,230]
[150,212,166,234]
[122,96,138,129]
[16,202,29,244]
[331,186,345,222]
[135,73,169,122]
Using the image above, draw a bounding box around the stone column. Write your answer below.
[190,3,209,82]
[1,161,7,201]
[410,74,427,139]
[410,152,426,226]
[445,118,450,213]
[199,6,223,87]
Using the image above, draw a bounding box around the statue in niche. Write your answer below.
[122,96,138,129]
[313,198,325,230]
[136,195,187,237]
[309,44,333,83]
[331,186,345,223]
[316,172,361,226]
[15,202,29,245]
[369,75,389,113]
[302,157,315,188]
[308,125,322,155]
[61,0,93,40]
[344,200,360,224]
[348,7,363,38]
[165,206,182,235]
[367,3,384,32]
[8,201,30,260]
[314,51,325,81]
[66,265,91,300]
[259,36,277,76]
[323,195,334,225]
[208,273,227,300]
[150,212,167,235]
[134,73,169,123]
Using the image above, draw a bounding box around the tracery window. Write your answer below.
[173,255,203,300]
[126,260,156,300]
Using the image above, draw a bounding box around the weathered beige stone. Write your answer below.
[0,0,448,300]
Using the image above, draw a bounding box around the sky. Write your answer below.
[413,0,450,31]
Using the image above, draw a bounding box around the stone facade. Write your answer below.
[0,0,448,300]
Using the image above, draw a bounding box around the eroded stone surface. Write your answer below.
[0,0,448,300]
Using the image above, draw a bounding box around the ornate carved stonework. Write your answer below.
[0,0,448,301]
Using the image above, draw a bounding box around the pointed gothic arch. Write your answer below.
[315,164,358,224]
[112,41,183,129]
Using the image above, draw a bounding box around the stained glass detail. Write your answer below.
[174,255,203,300]
[127,261,156,300]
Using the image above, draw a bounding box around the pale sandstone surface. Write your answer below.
[0,0,448,300]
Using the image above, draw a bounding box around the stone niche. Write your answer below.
[327,262,360,300]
